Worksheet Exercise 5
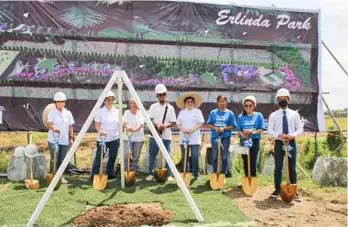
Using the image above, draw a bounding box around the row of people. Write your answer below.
[46,85,302,200]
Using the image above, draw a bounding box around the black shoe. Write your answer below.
[270,190,280,198]
[108,175,116,179]
[294,193,301,202]
[237,183,242,188]
[226,170,232,178]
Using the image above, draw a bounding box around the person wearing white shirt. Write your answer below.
[145,84,176,181]
[47,92,75,184]
[267,88,303,202]
[176,92,204,180]
[123,98,145,173]
[91,91,120,182]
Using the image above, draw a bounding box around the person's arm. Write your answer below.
[68,112,75,146]
[95,110,107,136]
[164,106,176,129]
[267,113,279,139]
[206,111,219,131]
[47,112,60,132]
[288,112,303,139]
[252,113,266,135]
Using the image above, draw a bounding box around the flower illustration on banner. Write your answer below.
[219,64,259,84]
[279,67,301,89]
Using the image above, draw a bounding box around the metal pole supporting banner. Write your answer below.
[120,70,204,223]
[26,72,118,227]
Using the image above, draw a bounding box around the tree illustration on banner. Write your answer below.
[57,3,107,29]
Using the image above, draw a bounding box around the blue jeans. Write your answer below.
[48,142,69,173]
[241,139,260,177]
[211,137,230,174]
[91,139,119,178]
[274,139,297,192]
[180,144,200,178]
[148,137,172,177]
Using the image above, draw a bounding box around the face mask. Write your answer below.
[278,100,288,108]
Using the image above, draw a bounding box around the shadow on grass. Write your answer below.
[149,183,179,194]
[190,180,211,194]
[223,187,250,199]
[254,197,294,210]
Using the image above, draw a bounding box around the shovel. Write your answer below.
[45,133,61,189]
[210,134,225,190]
[154,149,168,182]
[125,131,136,186]
[24,157,40,190]
[280,140,297,203]
[178,138,191,187]
[241,146,257,196]
[93,136,108,191]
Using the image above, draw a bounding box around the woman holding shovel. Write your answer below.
[236,96,266,191]
[122,98,145,174]
[206,95,236,181]
[176,92,204,181]
[91,91,120,183]
[267,88,303,202]
[46,92,75,184]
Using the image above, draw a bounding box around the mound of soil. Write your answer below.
[72,203,171,227]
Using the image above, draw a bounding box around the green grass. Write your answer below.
[0,175,251,226]
[325,117,347,131]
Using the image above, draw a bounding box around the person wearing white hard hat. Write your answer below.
[91,90,120,182]
[47,92,75,184]
[176,92,204,180]
[122,98,145,173]
[146,84,177,181]
[267,88,303,201]
[236,96,266,181]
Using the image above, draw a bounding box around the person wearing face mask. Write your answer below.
[91,91,120,183]
[176,92,204,180]
[237,96,266,181]
[47,92,75,184]
[146,84,177,182]
[267,88,303,201]
[206,95,236,180]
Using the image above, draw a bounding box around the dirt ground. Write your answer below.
[72,203,171,227]
[226,186,347,227]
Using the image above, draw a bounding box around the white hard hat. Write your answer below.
[155,84,167,94]
[53,92,67,101]
[243,95,257,107]
[106,90,115,98]
[13,146,25,158]
[276,88,291,99]
[24,144,38,158]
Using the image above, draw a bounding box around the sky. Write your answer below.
[190,0,348,110]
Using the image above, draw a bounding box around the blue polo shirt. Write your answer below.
[206,109,236,139]
[236,112,266,140]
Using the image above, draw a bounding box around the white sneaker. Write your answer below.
[168,176,174,182]
[146,175,154,181]
[61,177,68,184]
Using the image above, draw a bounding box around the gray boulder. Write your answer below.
[7,154,46,182]
[312,157,347,187]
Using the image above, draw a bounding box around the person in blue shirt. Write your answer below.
[236,96,266,178]
[206,95,236,175]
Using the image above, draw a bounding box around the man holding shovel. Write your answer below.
[267,88,303,201]
[146,84,176,182]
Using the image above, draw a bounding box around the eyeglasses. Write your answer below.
[244,105,253,108]
[186,101,194,104]
[158,93,166,97]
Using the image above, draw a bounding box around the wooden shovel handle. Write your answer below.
[99,144,104,175]
[53,143,57,174]
[183,143,189,174]
[128,150,131,171]
[217,138,221,174]
[283,140,290,185]
[30,158,33,183]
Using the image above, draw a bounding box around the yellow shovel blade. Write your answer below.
[154,168,168,182]
[125,171,136,186]
[93,174,108,191]
[178,172,191,188]
[45,174,61,190]
[241,177,257,196]
[210,173,225,190]
[24,179,40,190]
[280,183,297,203]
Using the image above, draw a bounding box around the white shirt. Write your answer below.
[123,109,145,142]
[47,108,75,145]
[267,108,303,140]
[95,106,119,142]
[148,102,176,140]
[177,108,204,145]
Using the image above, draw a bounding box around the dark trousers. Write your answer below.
[91,139,119,178]
[241,139,260,177]
[274,139,297,192]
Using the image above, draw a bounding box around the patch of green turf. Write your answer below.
[0,175,250,226]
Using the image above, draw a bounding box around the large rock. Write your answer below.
[312,157,348,187]
[7,154,46,182]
